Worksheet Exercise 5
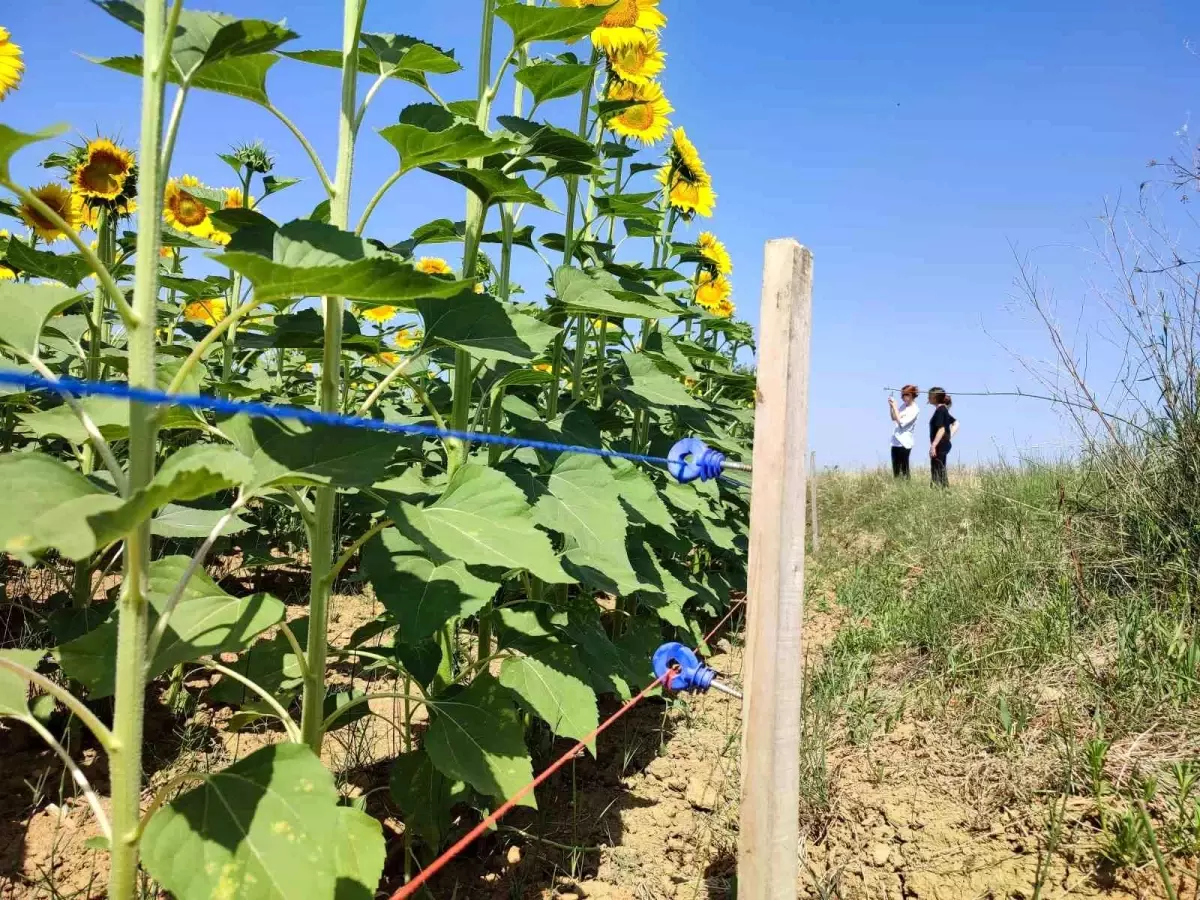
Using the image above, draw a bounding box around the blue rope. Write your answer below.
[0,369,691,472]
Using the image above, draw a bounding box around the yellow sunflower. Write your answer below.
[556,0,666,51]
[0,230,13,282]
[416,257,453,275]
[533,362,553,374]
[372,351,401,368]
[20,184,82,243]
[695,270,733,314]
[72,139,135,201]
[394,328,422,350]
[222,187,244,209]
[163,175,213,238]
[667,128,708,184]
[362,305,398,324]
[183,298,227,325]
[607,35,665,85]
[0,27,24,101]
[657,166,716,219]
[473,282,486,294]
[606,80,672,146]
[697,232,732,275]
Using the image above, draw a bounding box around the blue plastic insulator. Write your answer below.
[652,642,717,693]
[668,438,725,484]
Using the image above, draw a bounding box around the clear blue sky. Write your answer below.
[3,0,1198,467]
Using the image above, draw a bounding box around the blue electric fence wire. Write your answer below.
[0,369,750,486]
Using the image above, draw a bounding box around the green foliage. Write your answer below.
[0,3,755,896]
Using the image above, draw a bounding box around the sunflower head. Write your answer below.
[657,129,717,219]
[557,0,666,51]
[394,328,422,350]
[697,232,733,275]
[372,350,401,368]
[533,362,553,374]
[416,257,454,276]
[607,34,665,85]
[695,270,733,316]
[362,304,398,324]
[72,139,136,201]
[606,80,672,146]
[164,175,215,238]
[20,183,83,242]
[393,328,422,348]
[222,187,245,210]
[0,27,24,102]
[183,298,228,326]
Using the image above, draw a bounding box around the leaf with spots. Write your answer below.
[141,743,349,900]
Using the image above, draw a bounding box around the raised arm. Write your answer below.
[888,396,900,424]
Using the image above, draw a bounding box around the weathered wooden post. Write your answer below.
[739,239,813,898]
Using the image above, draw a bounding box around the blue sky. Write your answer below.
[3,0,1199,468]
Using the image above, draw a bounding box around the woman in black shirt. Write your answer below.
[927,388,957,488]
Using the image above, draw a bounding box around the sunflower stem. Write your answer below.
[451,0,500,474]
[108,0,170,893]
[300,0,365,754]
[159,84,190,191]
[266,103,335,199]
[356,169,401,235]
[74,205,115,607]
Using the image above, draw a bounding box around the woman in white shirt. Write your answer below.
[888,384,920,479]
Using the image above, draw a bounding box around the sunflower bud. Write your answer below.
[231,141,275,175]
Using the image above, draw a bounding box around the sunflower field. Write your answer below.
[0,1,753,896]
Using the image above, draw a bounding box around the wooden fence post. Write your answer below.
[809,450,819,553]
[738,239,813,898]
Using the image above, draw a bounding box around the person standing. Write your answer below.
[928,388,957,488]
[888,384,920,478]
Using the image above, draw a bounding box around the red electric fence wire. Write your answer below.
[388,597,747,900]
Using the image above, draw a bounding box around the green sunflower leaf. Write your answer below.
[0,124,67,182]
[553,266,675,319]
[390,464,571,585]
[3,240,94,288]
[422,163,553,210]
[362,527,500,643]
[0,453,125,562]
[332,807,386,900]
[514,61,596,105]
[380,120,518,174]
[389,749,464,846]
[499,645,599,750]
[418,290,560,364]
[140,744,347,900]
[92,3,297,76]
[91,53,279,106]
[216,220,472,304]
[0,282,85,358]
[222,413,397,489]
[622,352,704,408]
[496,2,612,46]
[54,555,285,698]
[424,675,535,807]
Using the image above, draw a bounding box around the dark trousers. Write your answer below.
[890,446,911,479]
[931,446,950,488]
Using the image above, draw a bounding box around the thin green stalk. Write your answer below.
[267,102,335,198]
[547,332,566,419]
[108,0,170,893]
[497,10,530,301]
[571,314,587,400]
[593,316,607,408]
[356,169,401,235]
[487,387,506,466]
[300,0,365,753]
[1137,800,1180,900]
